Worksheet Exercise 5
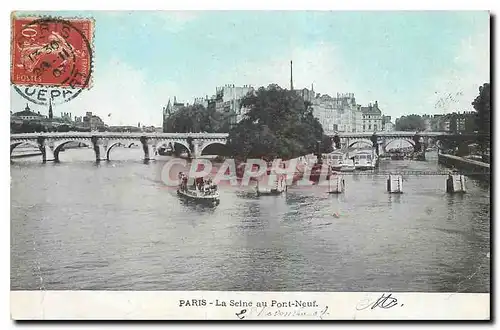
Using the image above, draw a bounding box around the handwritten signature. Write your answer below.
[356,293,403,311]
[236,305,329,320]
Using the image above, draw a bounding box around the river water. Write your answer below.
[10,148,490,292]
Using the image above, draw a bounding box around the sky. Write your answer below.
[10,11,490,127]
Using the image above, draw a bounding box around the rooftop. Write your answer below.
[12,104,44,117]
[361,101,382,115]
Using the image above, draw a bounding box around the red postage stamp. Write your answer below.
[11,16,93,89]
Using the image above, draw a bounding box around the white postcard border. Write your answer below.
[4,0,497,327]
[10,291,490,320]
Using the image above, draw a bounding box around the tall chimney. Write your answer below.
[290,60,294,91]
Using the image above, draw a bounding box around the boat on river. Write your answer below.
[177,172,220,205]
[339,159,356,172]
[324,150,346,171]
[353,150,377,170]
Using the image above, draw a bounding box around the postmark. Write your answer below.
[11,15,94,105]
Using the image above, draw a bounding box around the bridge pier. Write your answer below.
[192,140,203,159]
[140,137,156,161]
[91,137,108,162]
[37,137,55,162]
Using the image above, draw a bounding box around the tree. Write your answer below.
[472,83,490,157]
[472,83,490,134]
[227,84,330,161]
[395,115,426,131]
[56,125,71,132]
[165,104,230,133]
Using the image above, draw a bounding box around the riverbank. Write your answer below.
[438,153,490,181]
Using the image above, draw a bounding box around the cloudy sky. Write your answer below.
[11,11,490,126]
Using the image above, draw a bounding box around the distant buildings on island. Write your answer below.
[11,102,161,133]
[163,61,395,134]
[10,102,106,132]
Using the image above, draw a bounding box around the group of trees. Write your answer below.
[394,115,426,131]
[472,82,491,155]
[472,83,490,135]
[164,104,232,133]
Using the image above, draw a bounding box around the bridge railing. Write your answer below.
[325,131,452,137]
[10,132,230,139]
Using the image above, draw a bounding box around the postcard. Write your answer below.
[10,10,490,320]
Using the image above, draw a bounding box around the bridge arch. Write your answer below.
[199,141,228,156]
[384,138,415,151]
[106,140,142,160]
[348,139,373,148]
[10,141,41,155]
[156,140,191,156]
[53,139,93,161]
[128,142,140,148]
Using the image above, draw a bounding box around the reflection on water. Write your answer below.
[10,149,490,292]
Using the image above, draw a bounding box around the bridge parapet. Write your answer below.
[326,131,452,138]
[10,132,229,161]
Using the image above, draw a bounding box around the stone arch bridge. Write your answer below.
[10,132,229,162]
[326,131,454,153]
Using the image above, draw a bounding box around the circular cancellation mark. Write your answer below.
[11,16,94,106]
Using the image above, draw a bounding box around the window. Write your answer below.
[374,125,377,131]
[363,125,365,130]
[369,125,372,129]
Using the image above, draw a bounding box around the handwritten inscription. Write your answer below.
[178,298,328,319]
[237,305,329,320]
[356,293,404,311]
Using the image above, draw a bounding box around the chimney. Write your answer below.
[290,60,294,91]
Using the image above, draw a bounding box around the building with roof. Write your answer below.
[82,111,105,131]
[213,84,255,124]
[11,103,45,122]
[309,92,363,133]
[360,101,383,132]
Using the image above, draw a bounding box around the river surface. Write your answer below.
[11,148,490,292]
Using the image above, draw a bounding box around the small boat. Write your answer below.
[339,159,356,172]
[256,172,287,196]
[177,173,220,205]
[157,147,173,156]
[354,150,376,170]
[324,150,346,171]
